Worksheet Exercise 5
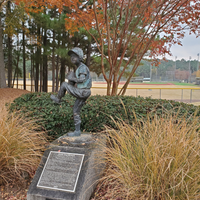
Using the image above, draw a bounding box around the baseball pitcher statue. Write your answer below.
[50,47,92,137]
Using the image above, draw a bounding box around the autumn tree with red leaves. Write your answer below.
[1,0,199,95]
[65,0,200,95]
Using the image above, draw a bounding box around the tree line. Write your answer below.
[0,0,200,95]
[136,59,200,80]
[0,1,101,92]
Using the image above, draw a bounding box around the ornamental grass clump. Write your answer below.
[97,111,200,200]
[0,108,48,185]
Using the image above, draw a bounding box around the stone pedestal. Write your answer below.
[27,133,105,200]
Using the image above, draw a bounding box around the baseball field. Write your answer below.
[9,80,200,106]
[91,82,200,105]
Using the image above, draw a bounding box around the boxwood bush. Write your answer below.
[8,92,200,139]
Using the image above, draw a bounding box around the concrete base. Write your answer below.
[27,133,105,200]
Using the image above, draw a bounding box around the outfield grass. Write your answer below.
[10,80,200,105]
[130,81,197,86]
[169,82,197,86]
[129,82,164,84]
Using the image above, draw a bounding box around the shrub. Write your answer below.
[8,92,200,139]
[0,108,48,185]
[93,112,200,200]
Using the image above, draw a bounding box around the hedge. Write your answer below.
[8,92,200,139]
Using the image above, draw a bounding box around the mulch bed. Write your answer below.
[0,181,30,200]
[0,88,30,108]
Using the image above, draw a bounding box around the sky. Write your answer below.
[165,32,200,62]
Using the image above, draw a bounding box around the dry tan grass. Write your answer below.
[0,89,48,185]
[93,112,200,200]
[0,108,48,185]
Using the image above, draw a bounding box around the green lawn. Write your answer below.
[169,82,197,86]
[129,82,167,84]
[130,81,197,86]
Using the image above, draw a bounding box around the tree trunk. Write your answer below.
[22,21,26,90]
[31,52,34,92]
[111,78,119,96]
[39,28,43,92]
[55,34,60,92]
[0,16,7,88]
[16,65,18,89]
[7,1,12,88]
[60,31,66,84]
[56,55,59,92]
[60,58,65,83]
[12,68,16,87]
[40,29,43,92]
[86,42,91,67]
[7,36,12,88]
[106,80,111,96]
[12,50,20,87]
[35,26,41,92]
[16,50,20,89]
[43,28,48,92]
[52,30,55,92]
[40,60,43,92]
[35,48,39,92]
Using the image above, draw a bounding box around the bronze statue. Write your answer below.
[50,47,92,137]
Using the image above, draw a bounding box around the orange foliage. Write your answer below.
[14,0,200,95]
[175,70,190,80]
[67,0,200,95]
[196,70,200,77]
[14,0,103,34]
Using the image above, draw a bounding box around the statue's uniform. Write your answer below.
[50,47,92,136]
[57,62,92,126]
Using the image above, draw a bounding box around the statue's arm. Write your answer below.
[68,73,86,83]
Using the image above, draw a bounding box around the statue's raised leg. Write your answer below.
[50,82,68,104]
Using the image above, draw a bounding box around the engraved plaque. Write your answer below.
[37,151,84,192]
